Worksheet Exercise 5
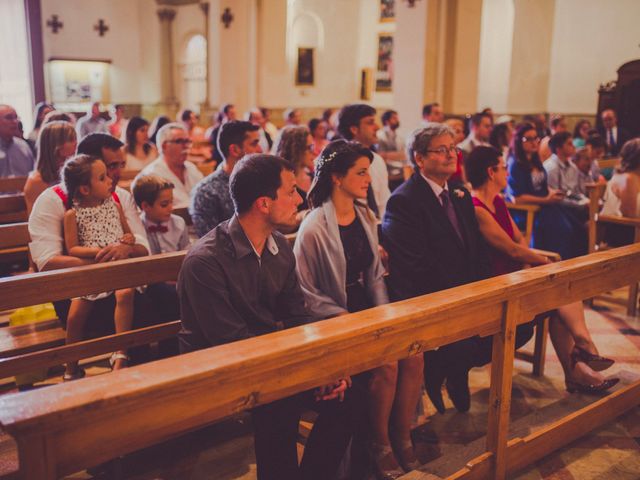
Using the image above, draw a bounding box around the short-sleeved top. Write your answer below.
[141,156,204,209]
[472,195,521,275]
[189,164,234,237]
[75,197,124,248]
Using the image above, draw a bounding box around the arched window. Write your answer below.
[180,34,207,110]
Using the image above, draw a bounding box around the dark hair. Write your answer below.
[512,122,543,171]
[586,133,605,150]
[131,173,174,207]
[125,116,151,155]
[217,120,259,159]
[61,154,101,209]
[337,104,376,140]
[43,110,75,125]
[550,115,565,129]
[308,118,323,136]
[470,112,491,127]
[230,154,294,214]
[33,102,53,130]
[549,131,572,154]
[149,115,170,145]
[465,146,502,189]
[619,139,640,173]
[179,109,194,122]
[322,108,334,123]
[381,110,397,125]
[422,103,439,118]
[572,119,591,140]
[307,140,373,208]
[76,133,123,159]
[489,123,510,151]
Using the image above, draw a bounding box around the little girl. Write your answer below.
[61,154,135,380]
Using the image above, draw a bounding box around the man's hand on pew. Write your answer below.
[314,377,352,402]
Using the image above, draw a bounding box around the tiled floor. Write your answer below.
[1,292,638,479]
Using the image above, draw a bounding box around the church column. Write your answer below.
[199,2,211,109]
[157,7,179,114]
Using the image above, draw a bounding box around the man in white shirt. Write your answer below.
[75,102,109,140]
[141,123,204,209]
[421,102,445,125]
[336,103,390,218]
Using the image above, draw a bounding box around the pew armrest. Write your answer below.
[505,202,541,213]
[531,248,561,262]
[597,214,640,229]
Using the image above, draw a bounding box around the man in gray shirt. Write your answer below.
[544,131,589,208]
[0,104,34,177]
[178,153,357,480]
[75,102,108,139]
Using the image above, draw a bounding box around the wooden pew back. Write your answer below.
[1,244,639,479]
[0,176,27,193]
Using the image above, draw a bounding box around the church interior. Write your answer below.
[1,0,640,479]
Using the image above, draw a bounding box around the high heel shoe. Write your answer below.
[566,377,619,394]
[370,443,404,480]
[571,345,615,371]
[393,439,421,473]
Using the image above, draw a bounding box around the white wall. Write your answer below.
[547,0,640,113]
[41,0,153,104]
[476,0,514,113]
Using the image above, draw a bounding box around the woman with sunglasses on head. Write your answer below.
[467,146,618,394]
[294,140,423,479]
[506,122,587,260]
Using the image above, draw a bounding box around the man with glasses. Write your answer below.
[190,120,261,237]
[141,123,203,208]
[382,123,492,414]
[0,104,35,177]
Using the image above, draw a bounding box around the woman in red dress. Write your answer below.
[466,146,618,394]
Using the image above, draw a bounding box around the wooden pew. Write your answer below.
[0,176,27,193]
[0,252,186,381]
[0,193,27,224]
[586,182,640,315]
[506,201,540,246]
[0,222,29,265]
[1,245,639,479]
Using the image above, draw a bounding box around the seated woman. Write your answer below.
[506,122,587,259]
[294,140,423,479]
[600,138,640,246]
[24,120,77,214]
[466,146,618,393]
[572,119,592,148]
[308,118,329,157]
[124,116,158,170]
[272,125,315,214]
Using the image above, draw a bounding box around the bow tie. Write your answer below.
[147,224,168,233]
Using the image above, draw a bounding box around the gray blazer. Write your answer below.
[294,200,388,320]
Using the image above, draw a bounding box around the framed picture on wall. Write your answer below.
[375,34,393,92]
[380,0,395,22]
[295,47,314,86]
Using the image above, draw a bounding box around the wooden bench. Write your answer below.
[1,245,639,479]
[0,252,186,382]
[505,201,540,246]
[0,193,27,224]
[0,176,27,193]
[0,222,29,266]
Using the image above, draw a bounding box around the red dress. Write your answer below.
[472,195,521,275]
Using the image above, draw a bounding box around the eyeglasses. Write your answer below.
[425,145,459,156]
[167,138,193,145]
[522,136,540,143]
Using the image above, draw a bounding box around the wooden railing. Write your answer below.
[0,245,638,479]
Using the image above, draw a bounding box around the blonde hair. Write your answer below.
[35,121,77,184]
[131,173,174,207]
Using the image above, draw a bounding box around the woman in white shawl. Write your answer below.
[294,140,422,479]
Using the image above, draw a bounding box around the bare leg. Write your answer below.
[65,298,93,376]
[548,314,604,386]
[112,288,135,370]
[556,302,599,354]
[390,355,424,469]
[368,362,402,472]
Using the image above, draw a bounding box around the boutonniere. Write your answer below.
[452,188,465,199]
